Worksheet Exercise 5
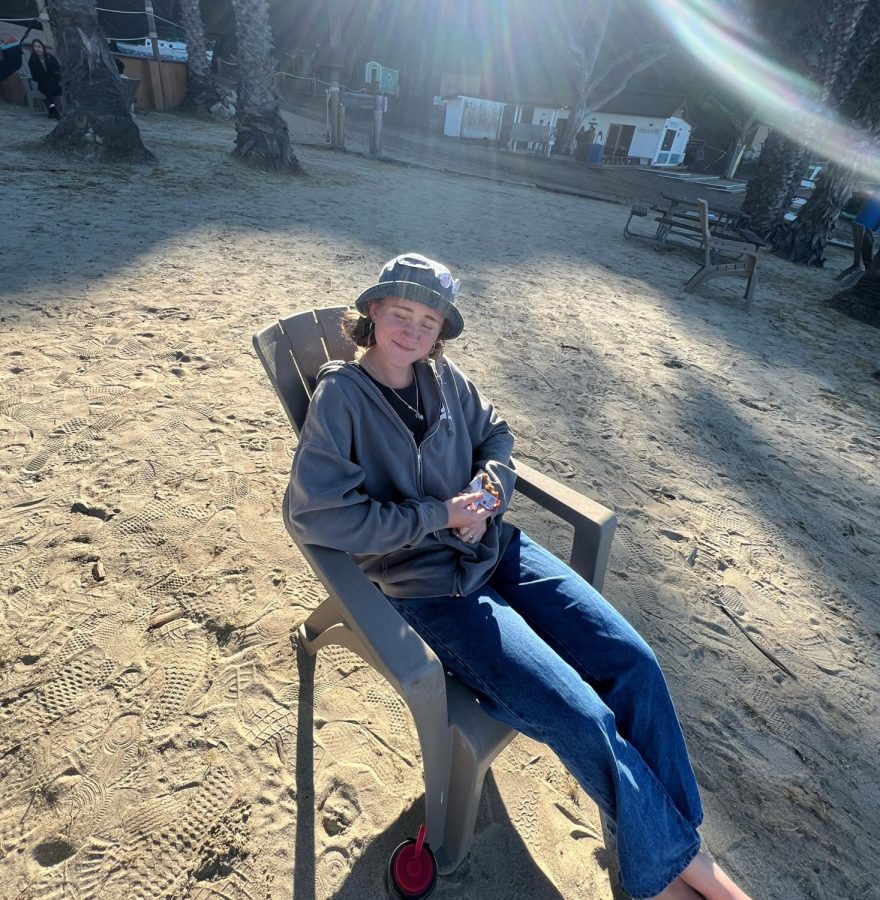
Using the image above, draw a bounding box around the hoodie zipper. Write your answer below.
[346,362,465,594]
[350,363,434,494]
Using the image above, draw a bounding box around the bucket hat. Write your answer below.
[354,253,464,339]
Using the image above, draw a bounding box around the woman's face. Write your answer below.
[369,297,444,369]
[32,41,45,56]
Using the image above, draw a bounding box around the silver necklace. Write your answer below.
[388,367,424,421]
[362,361,424,421]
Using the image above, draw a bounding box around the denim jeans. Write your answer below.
[389,529,704,898]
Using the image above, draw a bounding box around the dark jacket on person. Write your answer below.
[287,356,517,598]
[28,50,61,98]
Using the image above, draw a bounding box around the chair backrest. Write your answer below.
[252,306,355,435]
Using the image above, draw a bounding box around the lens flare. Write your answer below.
[650,0,880,181]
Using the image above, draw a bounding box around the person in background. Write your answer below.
[288,251,754,900]
[27,38,62,119]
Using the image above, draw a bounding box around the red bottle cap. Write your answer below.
[392,825,435,897]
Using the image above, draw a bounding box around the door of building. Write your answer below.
[604,123,635,160]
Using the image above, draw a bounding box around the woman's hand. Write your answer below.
[455,518,488,544]
[445,492,487,527]
[445,492,491,544]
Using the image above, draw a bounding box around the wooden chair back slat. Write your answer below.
[256,307,356,435]
[252,323,310,434]
[315,306,356,360]
[279,310,331,393]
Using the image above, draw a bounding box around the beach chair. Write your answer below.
[835,218,874,284]
[17,73,46,113]
[684,199,760,310]
[252,306,617,875]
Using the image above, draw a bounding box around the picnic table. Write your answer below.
[654,193,753,247]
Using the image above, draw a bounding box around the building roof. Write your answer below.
[596,90,688,121]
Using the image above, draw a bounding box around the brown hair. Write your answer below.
[341,300,446,360]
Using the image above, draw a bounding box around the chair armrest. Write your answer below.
[707,234,759,254]
[513,460,616,591]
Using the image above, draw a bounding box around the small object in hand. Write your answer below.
[465,472,501,512]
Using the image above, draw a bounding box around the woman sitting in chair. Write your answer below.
[288,252,751,900]
[28,39,62,119]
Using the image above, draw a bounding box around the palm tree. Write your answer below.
[741,131,806,238]
[180,0,221,112]
[42,0,153,161]
[772,0,880,264]
[229,0,300,172]
[742,0,869,240]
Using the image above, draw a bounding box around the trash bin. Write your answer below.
[587,143,603,165]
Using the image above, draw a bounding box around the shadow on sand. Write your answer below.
[291,640,601,900]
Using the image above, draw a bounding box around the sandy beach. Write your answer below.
[1,103,879,899]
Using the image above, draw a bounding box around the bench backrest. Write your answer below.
[252,306,354,435]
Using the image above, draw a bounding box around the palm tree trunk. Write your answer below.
[772,5,880,264]
[741,130,804,238]
[741,0,868,238]
[230,0,300,172]
[180,0,220,111]
[42,0,153,161]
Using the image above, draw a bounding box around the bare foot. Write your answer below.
[650,875,705,898]
[678,851,752,899]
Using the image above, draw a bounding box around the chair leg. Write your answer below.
[837,222,867,281]
[683,265,713,292]
[297,598,343,655]
[433,724,493,874]
[743,262,758,311]
[432,679,516,874]
[407,694,453,866]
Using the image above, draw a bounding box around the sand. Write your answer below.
[1,103,879,900]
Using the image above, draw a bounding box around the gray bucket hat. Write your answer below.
[354,252,464,339]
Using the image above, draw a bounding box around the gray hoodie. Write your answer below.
[287,356,517,598]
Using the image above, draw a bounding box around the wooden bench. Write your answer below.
[683,199,760,309]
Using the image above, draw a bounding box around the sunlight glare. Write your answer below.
[650,0,880,181]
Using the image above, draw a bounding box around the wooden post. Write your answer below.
[33,0,56,49]
[370,93,383,156]
[338,100,345,149]
[143,0,166,110]
[328,83,340,148]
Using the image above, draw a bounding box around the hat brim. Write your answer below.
[354,280,464,339]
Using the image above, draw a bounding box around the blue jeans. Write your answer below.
[389,530,703,898]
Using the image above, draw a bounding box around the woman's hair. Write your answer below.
[341,300,446,360]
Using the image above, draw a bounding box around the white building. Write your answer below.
[583,91,692,166]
